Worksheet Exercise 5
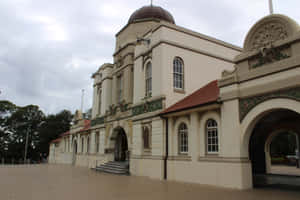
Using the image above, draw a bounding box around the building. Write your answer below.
[49,5,300,189]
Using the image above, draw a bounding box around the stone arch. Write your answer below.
[241,98,300,158]
[107,126,129,161]
[243,14,300,52]
[264,129,299,174]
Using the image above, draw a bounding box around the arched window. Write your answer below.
[173,57,184,90]
[95,132,99,153]
[81,137,84,153]
[87,136,90,154]
[178,123,188,154]
[143,126,151,150]
[145,62,152,97]
[206,119,218,154]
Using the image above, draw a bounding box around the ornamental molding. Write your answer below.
[248,45,291,68]
[239,87,300,122]
[249,21,288,51]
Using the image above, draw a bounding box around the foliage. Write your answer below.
[0,100,72,163]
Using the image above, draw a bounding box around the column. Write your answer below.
[190,112,198,161]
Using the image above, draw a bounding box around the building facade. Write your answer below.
[49,5,300,189]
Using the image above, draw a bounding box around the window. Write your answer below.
[173,57,184,90]
[143,126,151,150]
[95,132,99,153]
[178,123,188,154]
[98,87,102,115]
[87,136,90,154]
[81,137,84,153]
[117,75,123,103]
[145,62,152,97]
[206,119,219,154]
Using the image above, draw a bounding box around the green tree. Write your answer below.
[37,110,72,156]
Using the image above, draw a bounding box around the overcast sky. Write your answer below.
[0,0,299,115]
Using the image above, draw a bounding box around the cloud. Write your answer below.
[0,0,299,115]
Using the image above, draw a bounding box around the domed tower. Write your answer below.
[128,5,175,24]
[112,5,175,105]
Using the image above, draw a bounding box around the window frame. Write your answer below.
[178,123,188,154]
[206,119,219,154]
[145,62,152,97]
[95,132,100,153]
[173,57,184,90]
[142,125,151,150]
[116,74,123,103]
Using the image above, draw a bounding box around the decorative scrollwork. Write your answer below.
[250,22,288,51]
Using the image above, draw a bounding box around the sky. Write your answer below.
[0,0,299,115]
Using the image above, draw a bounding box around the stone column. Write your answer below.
[132,123,142,156]
[190,112,198,161]
[99,128,106,154]
[90,131,96,154]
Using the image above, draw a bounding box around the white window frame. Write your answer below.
[145,62,152,97]
[173,57,184,90]
[178,123,188,154]
[206,119,219,154]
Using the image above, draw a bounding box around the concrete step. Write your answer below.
[95,161,129,175]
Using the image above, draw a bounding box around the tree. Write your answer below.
[37,110,72,156]
[0,101,17,159]
[5,105,45,161]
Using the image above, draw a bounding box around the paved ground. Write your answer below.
[271,165,300,176]
[0,165,300,200]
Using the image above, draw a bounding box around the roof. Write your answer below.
[60,131,70,137]
[128,5,175,24]
[78,120,91,133]
[50,138,62,144]
[161,80,220,115]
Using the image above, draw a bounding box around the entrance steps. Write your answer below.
[94,161,129,175]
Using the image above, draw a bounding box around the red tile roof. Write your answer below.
[60,131,70,137]
[161,80,220,115]
[50,138,62,144]
[79,120,91,133]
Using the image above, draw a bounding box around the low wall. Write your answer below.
[130,157,164,180]
[167,159,252,189]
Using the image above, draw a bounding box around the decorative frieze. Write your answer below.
[239,87,300,121]
[249,45,291,68]
[91,116,105,126]
[132,98,163,116]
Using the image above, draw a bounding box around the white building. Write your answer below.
[49,5,300,189]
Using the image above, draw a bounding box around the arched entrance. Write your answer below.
[248,109,300,187]
[113,127,128,162]
[72,140,77,165]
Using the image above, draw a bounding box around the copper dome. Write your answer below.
[128,6,175,24]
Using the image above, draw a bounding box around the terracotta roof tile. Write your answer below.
[161,80,219,115]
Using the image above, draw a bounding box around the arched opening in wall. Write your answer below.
[249,109,300,188]
[72,140,77,165]
[113,127,128,162]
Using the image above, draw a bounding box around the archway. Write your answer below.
[113,127,128,162]
[248,109,300,187]
[72,139,77,165]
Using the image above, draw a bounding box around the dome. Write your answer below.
[128,5,175,24]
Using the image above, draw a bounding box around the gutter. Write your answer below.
[164,117,168,180]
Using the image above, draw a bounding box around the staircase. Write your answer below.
[95,161,129,175]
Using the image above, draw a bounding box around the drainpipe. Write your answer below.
[164,118,168,180]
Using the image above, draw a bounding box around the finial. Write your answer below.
[269,0,274,14]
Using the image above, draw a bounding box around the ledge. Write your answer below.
[168,155,192,161]
[198,156,250,163]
